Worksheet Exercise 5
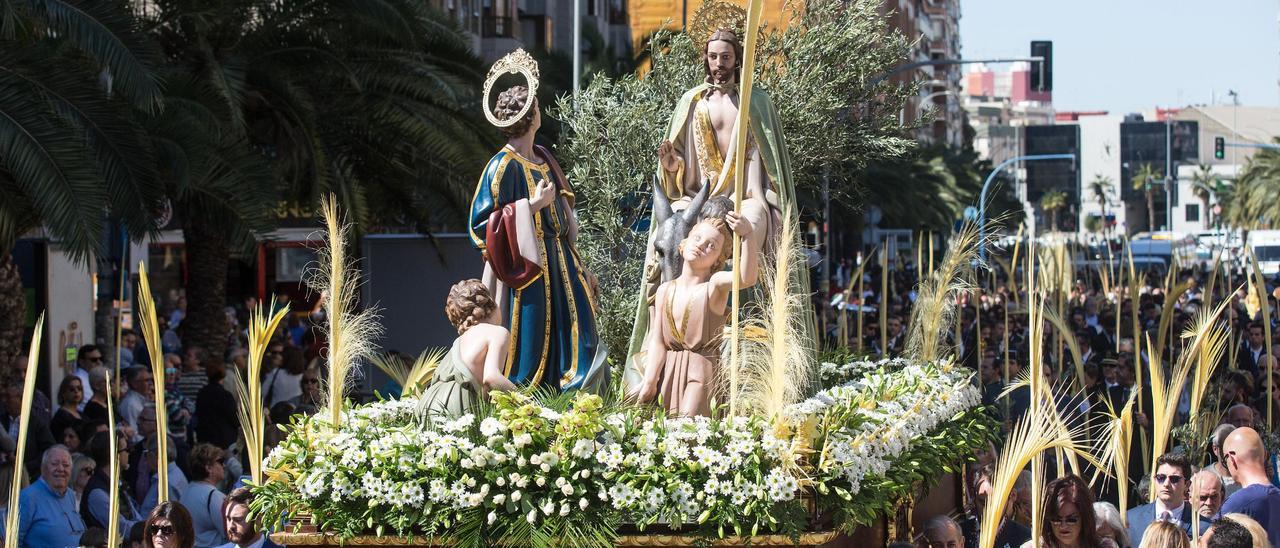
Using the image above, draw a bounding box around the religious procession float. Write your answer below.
[232,1,1004,546]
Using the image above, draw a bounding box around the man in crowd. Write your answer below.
[2,382,55,478]
[1207,424,1241,497]
[13,445,85,546]
[1190,470,1224,522]
[119,366,154,440]
[1203,517,1254,548]
[71,344,102,410]
[960,464,1031,548]
[1127,453,1206,544]
[919,515,963,548]
[218,486,281,548]
[1236,323,1267,376]
[1220,427,1280,547]
[1225,404,1256,429]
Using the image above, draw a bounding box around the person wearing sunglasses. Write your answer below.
[1041,474,1103,548]
[144,500,195,548]
[1127,453,1207,546]
[72,344,102,411]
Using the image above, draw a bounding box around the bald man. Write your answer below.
[1220,427,1280,547]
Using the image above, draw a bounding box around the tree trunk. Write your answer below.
[0,251,26,363]
[1050,210,1058,233]
[1146,189,1156,232]
[1100,200,1108,241]
[1202,196,1211,229]
[181,214,229,363]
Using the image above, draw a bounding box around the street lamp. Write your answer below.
[979,153,1078,260]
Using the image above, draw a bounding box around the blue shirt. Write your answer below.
[1221,483,1280,548]
[16,477,85,547]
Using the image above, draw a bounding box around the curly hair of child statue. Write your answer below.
[418,280,516,418]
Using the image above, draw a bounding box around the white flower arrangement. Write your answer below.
[254,358,993,543]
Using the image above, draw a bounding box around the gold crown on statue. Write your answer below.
[483,48,541,128]
[689,0,747,47]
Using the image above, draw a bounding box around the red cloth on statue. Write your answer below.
[484,203,542,288]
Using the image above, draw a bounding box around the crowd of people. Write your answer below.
[826,251,1280,548]
[0,294,322,547]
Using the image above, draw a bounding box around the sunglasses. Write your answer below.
[1050,515,1080,526]
[303,379,320,385]
[1154,474,1183,485]
[85,356,103,363]
[150,524,175,537]
[80,467,94,475]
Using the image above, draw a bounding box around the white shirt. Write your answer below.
[1155,500,1186,527]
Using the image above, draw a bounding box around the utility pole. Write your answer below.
[573,0,582,105]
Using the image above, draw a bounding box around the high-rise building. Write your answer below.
[882,0,965,146]
[962,62,1054,166]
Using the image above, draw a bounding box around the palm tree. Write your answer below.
[1,0,165,358]
[1130,163,1163,232]
[1087,174,1114,238]
[1223,139,1280,228]
[1189,163,1217,229]
[1039,190,1068,233]
[139,0,494,359]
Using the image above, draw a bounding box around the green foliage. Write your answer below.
[1222,139,1280,228]
[858,144,1022,231]
[553,0,917,355]
[253,358,987,543]
[0,1,164,260]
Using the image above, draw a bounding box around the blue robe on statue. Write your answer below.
[468,144,607,393]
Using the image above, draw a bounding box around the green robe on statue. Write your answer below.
[624,82,816,391]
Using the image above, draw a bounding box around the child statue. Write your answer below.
[419,279,518,417]
[629,211,757,416]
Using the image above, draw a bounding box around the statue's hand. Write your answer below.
[530,180,555,210]
[658,140,683,173]
[630,381,658,404]
[725,211,753,237]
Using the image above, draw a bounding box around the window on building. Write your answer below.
[1185,203,1199,223]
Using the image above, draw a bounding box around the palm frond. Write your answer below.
[1,50,162,238]
[312,195,382,426]
[4,313,42,548]
[907,221,982,362]
[137,262,169,502]
[237,298,289,484]
[24,0,163,112]
[0,68,106,261]
[105,369,120,547]
[736,212,815,419]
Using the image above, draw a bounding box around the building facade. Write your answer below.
[429,0,631,62]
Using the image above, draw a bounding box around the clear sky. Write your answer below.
[960,0,1280,114]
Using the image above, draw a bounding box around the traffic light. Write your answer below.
[1030,41,1053,92]
[1215,136,1225,160]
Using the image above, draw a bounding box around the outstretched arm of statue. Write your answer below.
[710,211,758,314]
[630,291,667,404]
[482,329,517,393]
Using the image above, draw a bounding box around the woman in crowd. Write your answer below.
[1038,475,1103,548]
[51,375,85,452]
[82,366,111,424]
[1093,501,1130,548]
[143,500,195,548]
[71,454,95,508]
[1136,522,1188,548]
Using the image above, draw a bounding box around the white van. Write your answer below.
[1249,230,1280,275]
